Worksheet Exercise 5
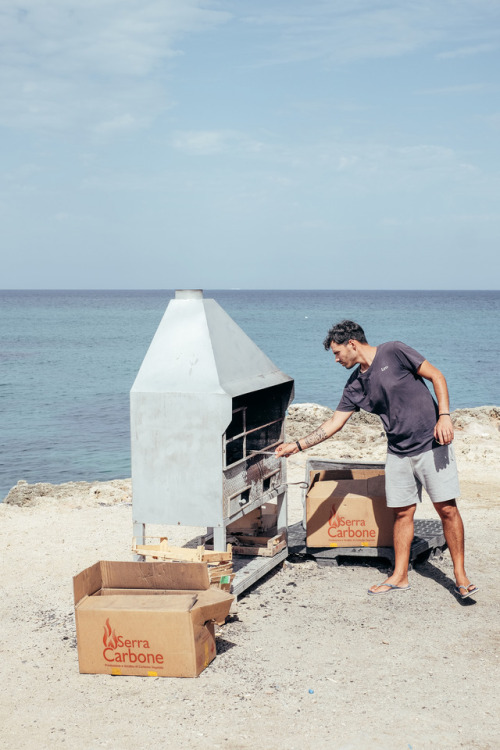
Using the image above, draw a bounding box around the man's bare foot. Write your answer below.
[368,576,410,595]
[454,582,479,599]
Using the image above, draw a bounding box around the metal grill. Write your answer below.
[223,452,281,496]
[131,290,294,553]
[221,381,290,521]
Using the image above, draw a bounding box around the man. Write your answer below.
[276,320,478,599]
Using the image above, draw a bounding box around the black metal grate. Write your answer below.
[287,519,446,566]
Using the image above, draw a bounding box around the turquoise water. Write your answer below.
[1,289,498,499]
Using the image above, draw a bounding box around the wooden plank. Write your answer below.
[200,551,232,563]
[134,547,203,562]
[208,564,233,576]
[231,539,287,557]
[230,533,285,546]
[132,539,232,564]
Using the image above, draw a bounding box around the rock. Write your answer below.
[4,478,131,507]
[3,405,499,508]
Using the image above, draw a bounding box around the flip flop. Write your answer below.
[367,582,411,596]
[454,584,479,599]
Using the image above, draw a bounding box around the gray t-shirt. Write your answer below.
[336,341,439,456]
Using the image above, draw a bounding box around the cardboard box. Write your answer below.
[73,561,234,678]
[306,469,394,548]
[226,502,278,534]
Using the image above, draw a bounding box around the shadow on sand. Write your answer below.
[413,558,478,606]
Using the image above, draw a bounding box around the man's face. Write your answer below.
[330,340,359,369]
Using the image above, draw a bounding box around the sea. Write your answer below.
[1,289,499,500]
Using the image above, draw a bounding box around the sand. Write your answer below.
[1,406,499,750]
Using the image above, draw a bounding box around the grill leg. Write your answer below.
[276,490,287,536]
[213,526,226,552]
[133,522,146,561]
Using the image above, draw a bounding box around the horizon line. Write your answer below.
[0,288,499,293]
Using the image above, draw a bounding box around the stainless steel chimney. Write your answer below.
[131,290,294,555]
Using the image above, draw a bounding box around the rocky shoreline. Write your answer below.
[4,404,499,507]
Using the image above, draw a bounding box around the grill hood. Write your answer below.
[131,289,292,397]
[130,290,294,527]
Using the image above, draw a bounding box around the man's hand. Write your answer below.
[434,414,454,445]
[275,411,354,458]
[275,442,299,458]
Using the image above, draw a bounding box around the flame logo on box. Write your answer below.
[103,618,118,650]
[329,507,343,529]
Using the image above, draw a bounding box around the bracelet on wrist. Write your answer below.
[439,413,450,416]
[295,440,303,452]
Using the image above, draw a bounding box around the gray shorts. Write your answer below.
[385,444,460,508]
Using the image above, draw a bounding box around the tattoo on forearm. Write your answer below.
[303,427,328,448]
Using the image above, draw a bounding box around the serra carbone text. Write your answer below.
[328,509,376,540]
[102,619,164,665]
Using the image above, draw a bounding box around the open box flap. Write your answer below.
[73,561,104,605]
[308,468,385,493]
[98,588,200,597]
[74,561,211,605]
[77,593,199,612]
[190,588,234,626]
[106,561,210,591]
[307,478,370,499]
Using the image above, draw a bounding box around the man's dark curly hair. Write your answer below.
[323,320,367,350]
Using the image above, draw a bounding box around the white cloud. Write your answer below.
[285,141,480,192]
[92,113,151,135]
[381,211,500,228]
[0,162,41,197]
[2,0,499,137]
[483,113,500,129]
[417,83,493,96]
[0,0,230,133]
[167,129,485,197]
[338,155,359,172]
[241,0,500,65]
[172,129,266,156]
[437,43,498,59]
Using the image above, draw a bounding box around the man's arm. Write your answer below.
[276,410,354,457]
[417,359,454,445]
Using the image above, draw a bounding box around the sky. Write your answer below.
[1,0,500,290]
